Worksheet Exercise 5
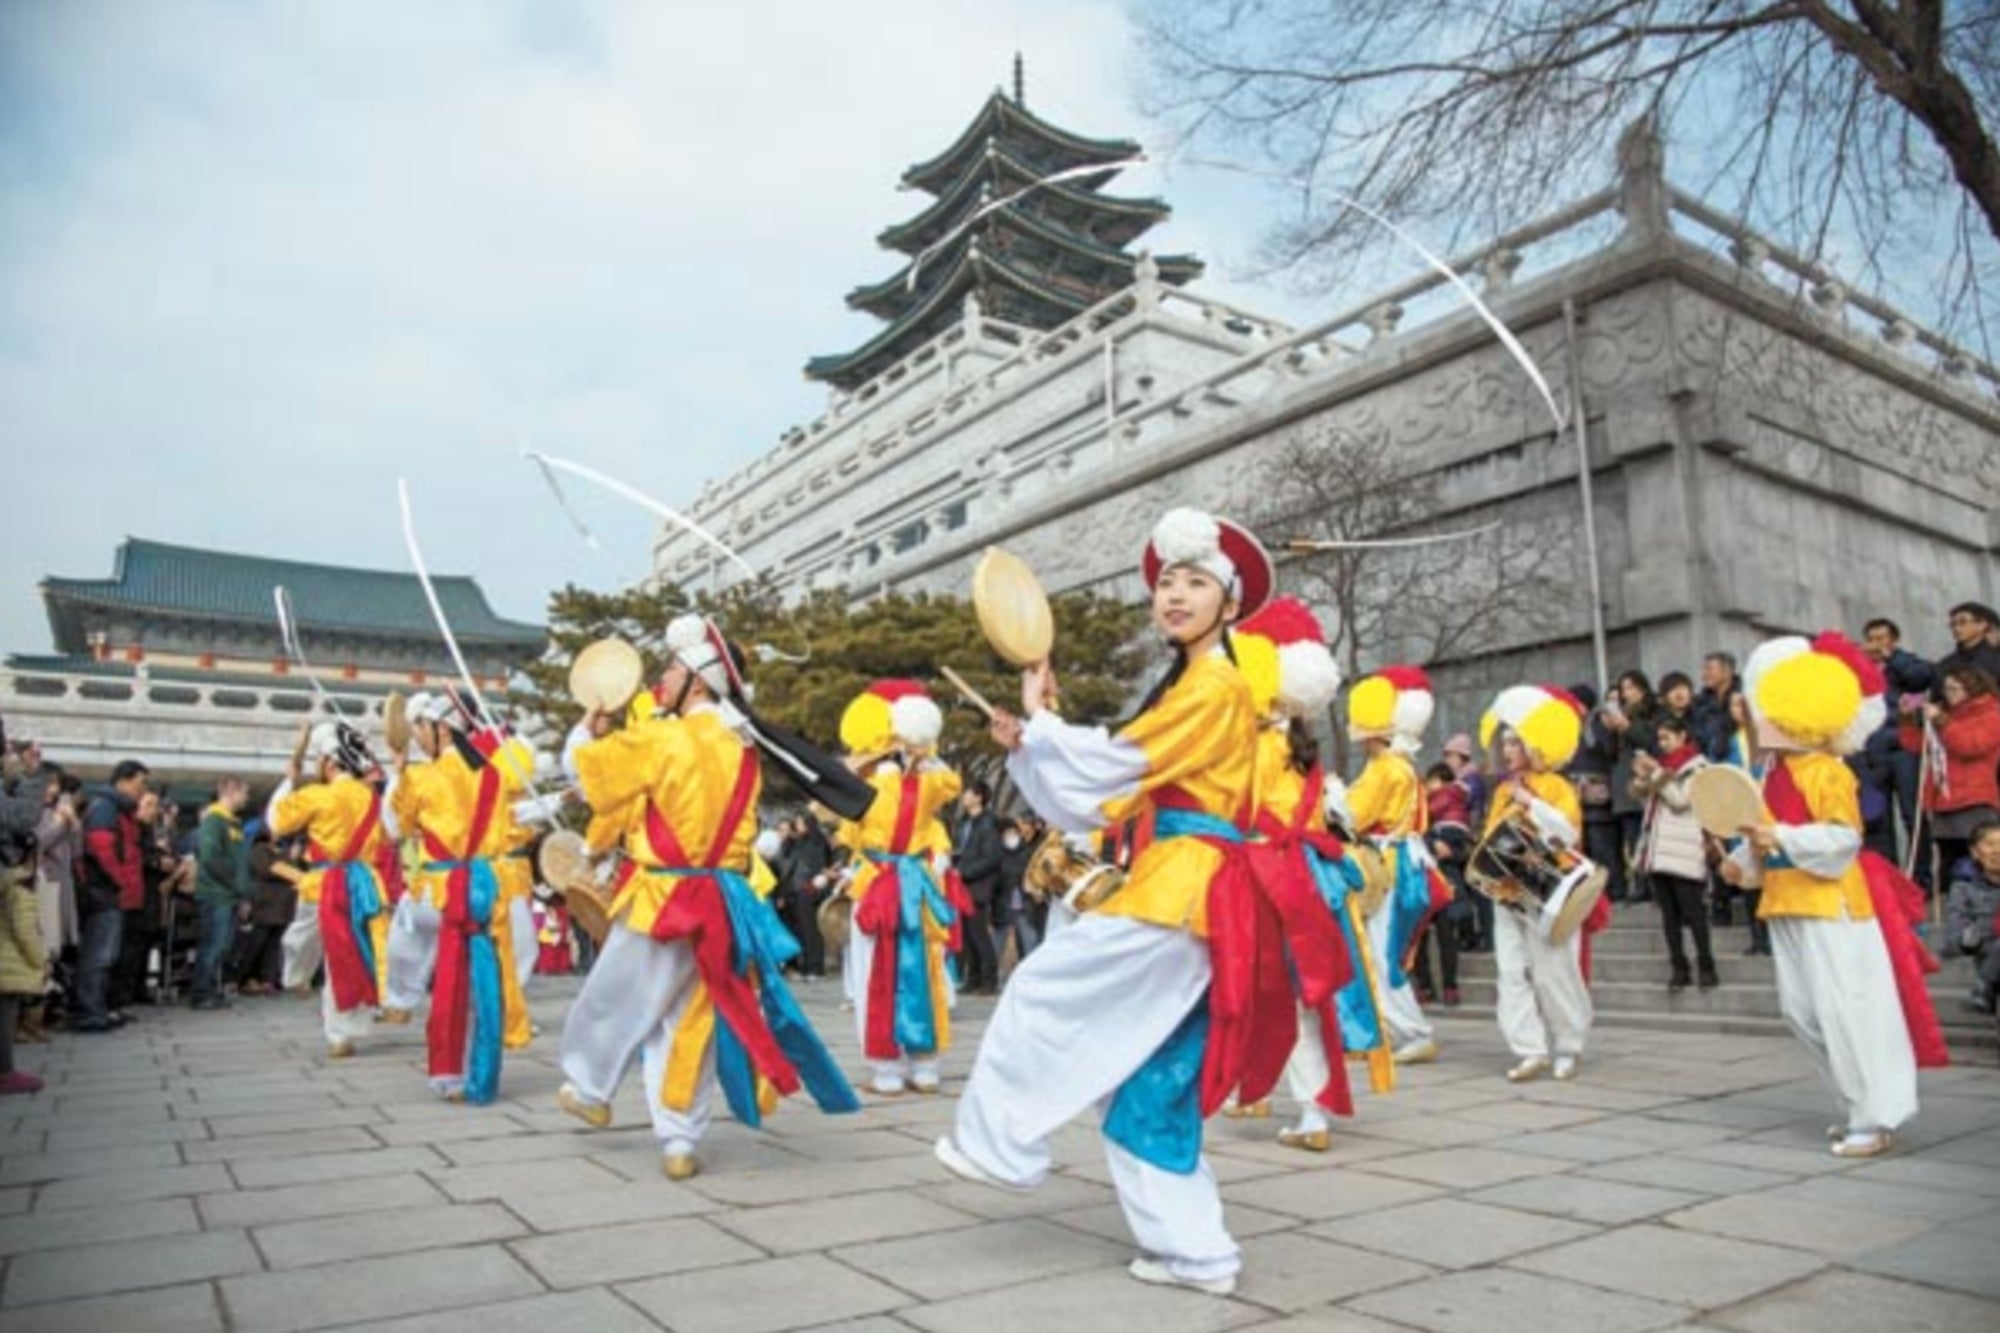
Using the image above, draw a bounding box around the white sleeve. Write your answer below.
[1727,838,1764,887]
[511,794,565,828]
[1322,774,1355,834]
[379,774,403,840]
[1524,796,1578,849]
[1005,711,1146,836]
[561,723,593,784]
[264,779,294,835]
[1773,823,1862,880]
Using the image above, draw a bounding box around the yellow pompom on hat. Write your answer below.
[1234,597,1342,720]
[1479,683,1587,771]
[1743,632,1885,754]
[839,679,941,755]
[1347,666,1435,744]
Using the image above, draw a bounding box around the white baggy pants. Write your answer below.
[950,912,1240,1282]
[1770,915,1919,1133]
[1493,904,1591,1060]
[280,901,374,1048]
[1365,905,1434,1046]
[1282,1006,1334,1133]
[385,897,440,1012]
[558,924,714,1151]
[850,928,949,1091]
[384,893,536,1013]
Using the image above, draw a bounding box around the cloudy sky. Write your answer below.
[0,0,1315,655]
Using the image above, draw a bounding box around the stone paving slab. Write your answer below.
[0,984,1996,1332]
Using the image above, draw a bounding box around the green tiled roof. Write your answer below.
[43,539,545,648]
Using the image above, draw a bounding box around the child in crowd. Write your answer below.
[1412,763,1473,1005]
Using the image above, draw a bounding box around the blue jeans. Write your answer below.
[75,908,124,1024]
[191,898,237,1002]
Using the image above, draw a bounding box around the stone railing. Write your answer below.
[673,265,1296,551]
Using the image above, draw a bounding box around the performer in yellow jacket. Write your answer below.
[1480,685,1592,1082]
[1340,667,1443,1066]
[1724,634,1927,1157]
[836,680,962,1096]
[269,721,387,1058]
[942,509,1345,1298]
[556,615,857,1180]
[1236,598,1363,1152]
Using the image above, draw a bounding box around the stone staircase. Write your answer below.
[1447,905,1999,1063]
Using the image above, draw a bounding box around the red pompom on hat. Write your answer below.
[1812,631,1886,697]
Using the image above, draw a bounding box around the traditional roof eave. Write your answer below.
[901,91,1142,196]
[848,204,1201,316]
[878,144,1167,252]
[40,538,546,655]
[806,247,1092,387]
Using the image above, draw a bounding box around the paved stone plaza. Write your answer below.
[1,980,1996,1333]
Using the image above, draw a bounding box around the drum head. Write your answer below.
[566,883,613,947]
[1543,864,1607,944]
[818,894,853,954]
[383,692,412,755]
[569,638,645,714]
[973,547,1055,668]
[537,830,593,894]
[1688,765,1765,839]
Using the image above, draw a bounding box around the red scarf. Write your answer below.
[853,775,927,1061]
[1244,766,1356,1118]
[312,795,382,1012]
[425,763,501,1083]
[1659,743,1701,773]
[625,750,804,1095]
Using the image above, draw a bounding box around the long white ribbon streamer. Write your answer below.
[272,586,336,711]
[397,478,550,816]
[526,450,760,586]
[907,148,1568,435]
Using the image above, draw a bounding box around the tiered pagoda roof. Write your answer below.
[808,85,1202,390]
[41,538,545,656]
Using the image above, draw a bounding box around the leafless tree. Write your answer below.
[1141,1,2000,357]
[1250,427,1580,686]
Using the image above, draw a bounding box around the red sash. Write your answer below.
[1246,766,1356,1117]
[1763,758,1948,1068]
[1173,785,1350,1117]
[314,794,382,1012]
[427,764,501,1081]
[853,775,927,1061]
[629,748,802,1096]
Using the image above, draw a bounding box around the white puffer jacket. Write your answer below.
[1633,756,1710,882]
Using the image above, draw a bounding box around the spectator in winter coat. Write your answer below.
[1944,821,2000,1013]
[1933,604,2000,703]
[189,778,251,1010]
[1568,684,1625,903]
[1917,667,2000,884]
[1693,653,1740,761]
[232,826,299,993]
[75,760,148,1031]
[777,813,834,979]
[1861,618,1936,874]
[1601,671,1661,904]
[951,783,1004,994]
[1630,715,1718,991]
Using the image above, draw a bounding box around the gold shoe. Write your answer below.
[910,1079,942,1096]
[326,1039,356,1060]
[1831,1131,1895,1159]
[1506,1057,1551,1083]
[377,1007,413,1026]
[1276,1127,1330,1152]
[1393,1039,1440,1066]
[557,1083,612,1129]
[661,1152,699,1181]
[1222,1100,1272,1119]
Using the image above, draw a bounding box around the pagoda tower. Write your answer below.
[806,72,1202,390]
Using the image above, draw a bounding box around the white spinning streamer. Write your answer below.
[272,586,337,711]
[907,147,1570,438]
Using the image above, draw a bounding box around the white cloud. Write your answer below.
[0,0,1316,656]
